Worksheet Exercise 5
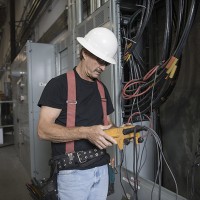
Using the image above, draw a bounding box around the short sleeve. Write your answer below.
[38,74,67,109]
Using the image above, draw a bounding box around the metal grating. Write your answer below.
[75,1,110,38]
[78,24,85,37]
[86,18,94,33]
[95,10,105,27]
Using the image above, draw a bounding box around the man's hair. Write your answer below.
[80,48,93,60]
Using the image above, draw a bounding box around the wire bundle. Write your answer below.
[119,126,178,200]
[120,0,200,122]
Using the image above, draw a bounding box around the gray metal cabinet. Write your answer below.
[11,41,55,179]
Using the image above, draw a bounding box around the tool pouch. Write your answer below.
[26,175,58,200]
[41,174,58,200]
[26,162,58,200]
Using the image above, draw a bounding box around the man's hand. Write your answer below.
[84,124,117,149]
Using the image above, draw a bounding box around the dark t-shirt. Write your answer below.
[38,68,114,169]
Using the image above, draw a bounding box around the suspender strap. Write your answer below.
[65,71,76,153]
[97,80,108,126]
[65,70,108,153]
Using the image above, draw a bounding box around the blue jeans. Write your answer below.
[57,165,108,200]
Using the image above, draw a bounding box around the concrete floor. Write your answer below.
[0,145,32,200]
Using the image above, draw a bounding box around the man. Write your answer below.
[37,27,118,200]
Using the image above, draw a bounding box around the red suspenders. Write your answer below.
[65,71,76,153]
[65,70,108,153]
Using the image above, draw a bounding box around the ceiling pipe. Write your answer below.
[16,0,47,52]
[10,0,16,62]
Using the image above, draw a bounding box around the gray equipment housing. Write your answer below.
[11,41,55,179]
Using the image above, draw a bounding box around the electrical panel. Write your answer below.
[11,41,56,179]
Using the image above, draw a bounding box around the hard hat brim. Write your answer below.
[77,37,116,64]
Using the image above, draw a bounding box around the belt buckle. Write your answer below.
[77,151,87,163]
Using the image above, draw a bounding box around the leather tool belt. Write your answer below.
[50,149,106,171]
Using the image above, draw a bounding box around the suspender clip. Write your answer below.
[66,100,77,104]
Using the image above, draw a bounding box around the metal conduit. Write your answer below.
[17,0,47,51]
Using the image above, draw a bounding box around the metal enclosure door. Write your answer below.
[74,0,121,161]
[11,41,56,179]
[12,47,30,170]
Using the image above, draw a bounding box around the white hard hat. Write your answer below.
[77,27,118,64]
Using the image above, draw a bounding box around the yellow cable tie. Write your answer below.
[166,65,173,74]
[166,63,175,74]
[166,56,178,69]
[166,57,178,74]
[169,65,177,78]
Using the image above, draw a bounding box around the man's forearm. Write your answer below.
[38,123,87,143]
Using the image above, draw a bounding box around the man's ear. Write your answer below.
[82,50,87,60]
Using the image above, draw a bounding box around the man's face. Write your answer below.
[83,50,110,80]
